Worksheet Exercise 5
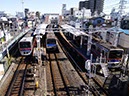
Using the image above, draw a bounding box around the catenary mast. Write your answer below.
[117,0,127,27]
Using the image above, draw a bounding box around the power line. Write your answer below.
[118,0,127,15]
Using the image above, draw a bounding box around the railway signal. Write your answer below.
[85,54,96,95]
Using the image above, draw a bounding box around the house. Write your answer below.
[89,17,105,27]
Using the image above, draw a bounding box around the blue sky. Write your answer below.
[0,0,128,15]
[1,0,79,15]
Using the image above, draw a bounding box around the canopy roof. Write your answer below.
[61,24,88,37]
[34,23,48,35]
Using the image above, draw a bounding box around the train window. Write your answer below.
[109,50,123,58]
[121,20,129,29]
[20,42,31,48]
[47,39,56,44]
[102,50,105,56]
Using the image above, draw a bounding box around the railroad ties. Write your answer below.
[4,23,127,96]
[46,39,86,95]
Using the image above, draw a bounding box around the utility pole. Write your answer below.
[114,0,127,47]
[117,0,127,27]
[21,0,24,12]
[119,0,127,16]
[82,7,85,29]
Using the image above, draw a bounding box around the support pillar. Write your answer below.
[73,35,75,40]
[80,36,83,48]
[87,25,93,56]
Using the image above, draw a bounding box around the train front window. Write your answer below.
[20,42,31,48]
[121,20,129,29]
[47,39,56,44]
[109,50,123,58]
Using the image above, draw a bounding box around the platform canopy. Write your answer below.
[34,23,48,35]
[61,24,89,37]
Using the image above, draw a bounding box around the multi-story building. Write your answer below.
[79,0,104,16]
[79,0,90,10]
[94,0,104,15]
[16,12,24,19]
[0,11,8,18]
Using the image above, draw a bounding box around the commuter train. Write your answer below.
[91,41,124,68]
[121,16,129,30]
[18,31,36,56]
[46,31,58,52]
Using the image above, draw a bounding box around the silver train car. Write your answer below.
[46,31,58,52]
[18,31,36,56]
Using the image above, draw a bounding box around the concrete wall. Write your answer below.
[0,63,18,96]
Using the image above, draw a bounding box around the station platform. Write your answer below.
[0,28,31,61]
[0,28,31,83]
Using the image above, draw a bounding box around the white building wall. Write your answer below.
[74,10,82,18]
[82,9,91,18]
[74,9,91,18]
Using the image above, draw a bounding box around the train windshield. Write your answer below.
[109,50,123,58]
[20,42,31,48]
[121,20,129,30]
[47,39,56,44]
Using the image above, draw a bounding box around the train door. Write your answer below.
[101,50,108,63]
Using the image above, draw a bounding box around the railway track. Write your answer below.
[23,64,35,96]
[45,31,88,95]
[55,32,109,96]
[5,57,26,96]
[47,53,70,96]
[57,36,104,96]
[5,56,34,96]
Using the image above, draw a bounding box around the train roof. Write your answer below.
[46,31,54,34]
[92,33,123,51]
[24,33,32,37]
[46,32,56,39]
[19,37,33,42]
[95,41,124,51]
[24,31,34,37]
